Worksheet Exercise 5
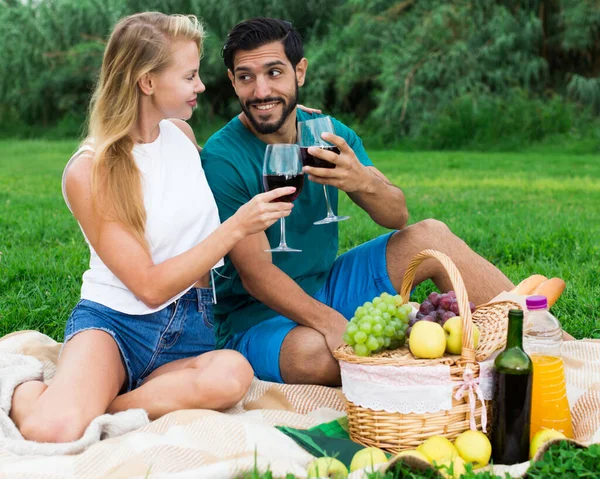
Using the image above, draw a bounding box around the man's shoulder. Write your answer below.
[202,117,242,156]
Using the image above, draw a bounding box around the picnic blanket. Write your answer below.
[0,330,346,478]
[0,330,599,478]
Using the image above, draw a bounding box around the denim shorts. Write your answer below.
[226,231,397,383]
[63,288,215,392]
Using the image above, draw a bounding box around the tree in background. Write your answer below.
[302,0,600,146]
[0,0,598,148]
[0,0,337,133]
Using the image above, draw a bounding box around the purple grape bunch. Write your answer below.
[407,291,476,338]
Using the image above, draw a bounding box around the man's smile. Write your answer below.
[254,102,279,112]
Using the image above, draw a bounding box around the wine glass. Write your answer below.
[297,116,350,225]
[262,144,304,253]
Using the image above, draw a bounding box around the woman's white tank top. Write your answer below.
[62,120,224,314]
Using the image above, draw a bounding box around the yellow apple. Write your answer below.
[529,429,566,460]
[443,317,480,355]
[434,456,467,479]
[409,321,446,359]
[453,430,491,469]
[416,436,458,463]
[349,446,388,472]
[394,449,430,463]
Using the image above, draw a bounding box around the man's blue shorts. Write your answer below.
[225,232,397,383]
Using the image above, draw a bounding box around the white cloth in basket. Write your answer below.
[340,362,453,413]
[340,358,496,415]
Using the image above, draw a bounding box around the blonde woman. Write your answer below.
[9,12,296,443]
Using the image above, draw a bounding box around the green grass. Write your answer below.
[1,140,599,341]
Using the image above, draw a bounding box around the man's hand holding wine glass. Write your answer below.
[303,132,376,194]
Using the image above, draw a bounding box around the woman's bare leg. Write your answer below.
[10,381,48,429]
[14,330,126,443]
[107,350,253,419]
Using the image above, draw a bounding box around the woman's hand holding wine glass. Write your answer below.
[232,186,296,237]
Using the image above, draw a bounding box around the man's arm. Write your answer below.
[229,231,348,352]
[202,147,347,351]
[304,133,408,230]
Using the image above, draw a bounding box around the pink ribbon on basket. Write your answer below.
[454,365,488,433]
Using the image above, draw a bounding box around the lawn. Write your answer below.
[0,139,598,340]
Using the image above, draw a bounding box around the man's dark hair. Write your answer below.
[222,18,304,71]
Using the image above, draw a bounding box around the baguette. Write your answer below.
[511,274,548,295]
[531,277,566,308]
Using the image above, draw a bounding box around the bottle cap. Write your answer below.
[526,295,548,310]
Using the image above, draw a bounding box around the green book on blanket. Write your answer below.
[276,417,368,468]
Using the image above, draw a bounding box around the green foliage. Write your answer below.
[526,442,600,478]
[0,0,339,133]
[0,0,599,148]
[412,89,575,150]
[234,442,600,478]
[0,0,124,126]
[304,0,600,144]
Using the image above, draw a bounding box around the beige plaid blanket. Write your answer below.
[1,330,599,478]
[0,330,346,478]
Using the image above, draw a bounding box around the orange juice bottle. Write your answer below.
[523,296,573,439]
[529,354,573,439]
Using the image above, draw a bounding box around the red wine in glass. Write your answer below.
[262,174,304,202]
[297,116,350,224]
[262,143,303,253]
[299,146,339,169]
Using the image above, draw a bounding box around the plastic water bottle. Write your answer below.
[523,295,573,439]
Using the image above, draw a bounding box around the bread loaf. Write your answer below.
[511,274,548,295]
[532,277,566,308]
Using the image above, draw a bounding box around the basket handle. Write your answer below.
[400,249,476,363]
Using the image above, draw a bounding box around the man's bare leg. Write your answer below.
[279,326,341,386]
[386,219,514,305]
[278,219,514,385]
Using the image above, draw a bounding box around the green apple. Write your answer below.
[529,428,566,460]
[443,316,480,355]
[409,321,446,359]
[306,457,348,478]
[416,436,458,463]
[349,446,388,472]
[393,449,430,463]
[454,430,491,469]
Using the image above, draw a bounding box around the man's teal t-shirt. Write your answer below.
[202,110,373,349]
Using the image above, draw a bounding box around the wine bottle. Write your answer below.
[491,309,533,465]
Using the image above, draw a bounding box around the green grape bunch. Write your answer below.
[342,292,412,357]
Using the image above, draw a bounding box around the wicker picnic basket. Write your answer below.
[333,249,521,452]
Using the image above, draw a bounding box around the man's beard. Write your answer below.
[240,83,299,135]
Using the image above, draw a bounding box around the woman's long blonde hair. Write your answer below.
[87,12,205,250]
